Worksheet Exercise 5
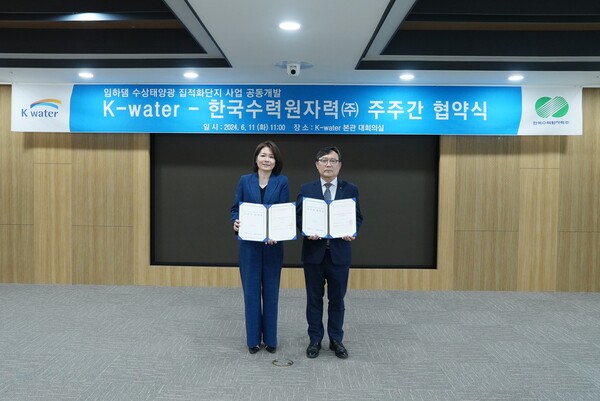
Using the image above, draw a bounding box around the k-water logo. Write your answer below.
[21,98,62,118]
[535,96,569,118]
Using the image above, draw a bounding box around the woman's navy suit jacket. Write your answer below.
[230,173,290,261]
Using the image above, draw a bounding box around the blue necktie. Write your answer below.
[324,183,332,201]
[324,183,332,247]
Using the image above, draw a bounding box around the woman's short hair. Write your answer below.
[253,140,283,174]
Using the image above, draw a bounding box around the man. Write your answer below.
[296,146,363,359]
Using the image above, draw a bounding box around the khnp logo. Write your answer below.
[21,98,62,118]
[535,96,569,118]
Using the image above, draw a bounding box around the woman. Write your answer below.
[230,140,289,354]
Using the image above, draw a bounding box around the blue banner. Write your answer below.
[12,84,583,135]
[70,84,520,134]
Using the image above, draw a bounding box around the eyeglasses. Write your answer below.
[317,158,340,165]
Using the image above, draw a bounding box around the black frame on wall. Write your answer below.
[151,134,439,269]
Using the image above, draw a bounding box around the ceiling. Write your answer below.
[1,0,600,86]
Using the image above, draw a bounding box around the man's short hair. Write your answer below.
[315,146,341,161]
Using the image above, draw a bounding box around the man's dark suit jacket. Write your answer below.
[296,179,363,266]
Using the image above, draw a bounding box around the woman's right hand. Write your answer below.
[233,219,240,232]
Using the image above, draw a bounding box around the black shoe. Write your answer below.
[306,342,321,358]
[265,346,276,354]
[248,346,260,354]
[329,340,348,359]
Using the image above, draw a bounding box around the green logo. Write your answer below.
[535,96,569,118]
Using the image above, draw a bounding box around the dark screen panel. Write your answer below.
[151,134,439,268]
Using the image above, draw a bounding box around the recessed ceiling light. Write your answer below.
[183,71,199,79]
[508,74,524,81]
[279,21,301,31]
[78,72,94,79]
[399,73,415,81]
[65,13,109,22]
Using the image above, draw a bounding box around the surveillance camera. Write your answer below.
[287,63,300,77]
